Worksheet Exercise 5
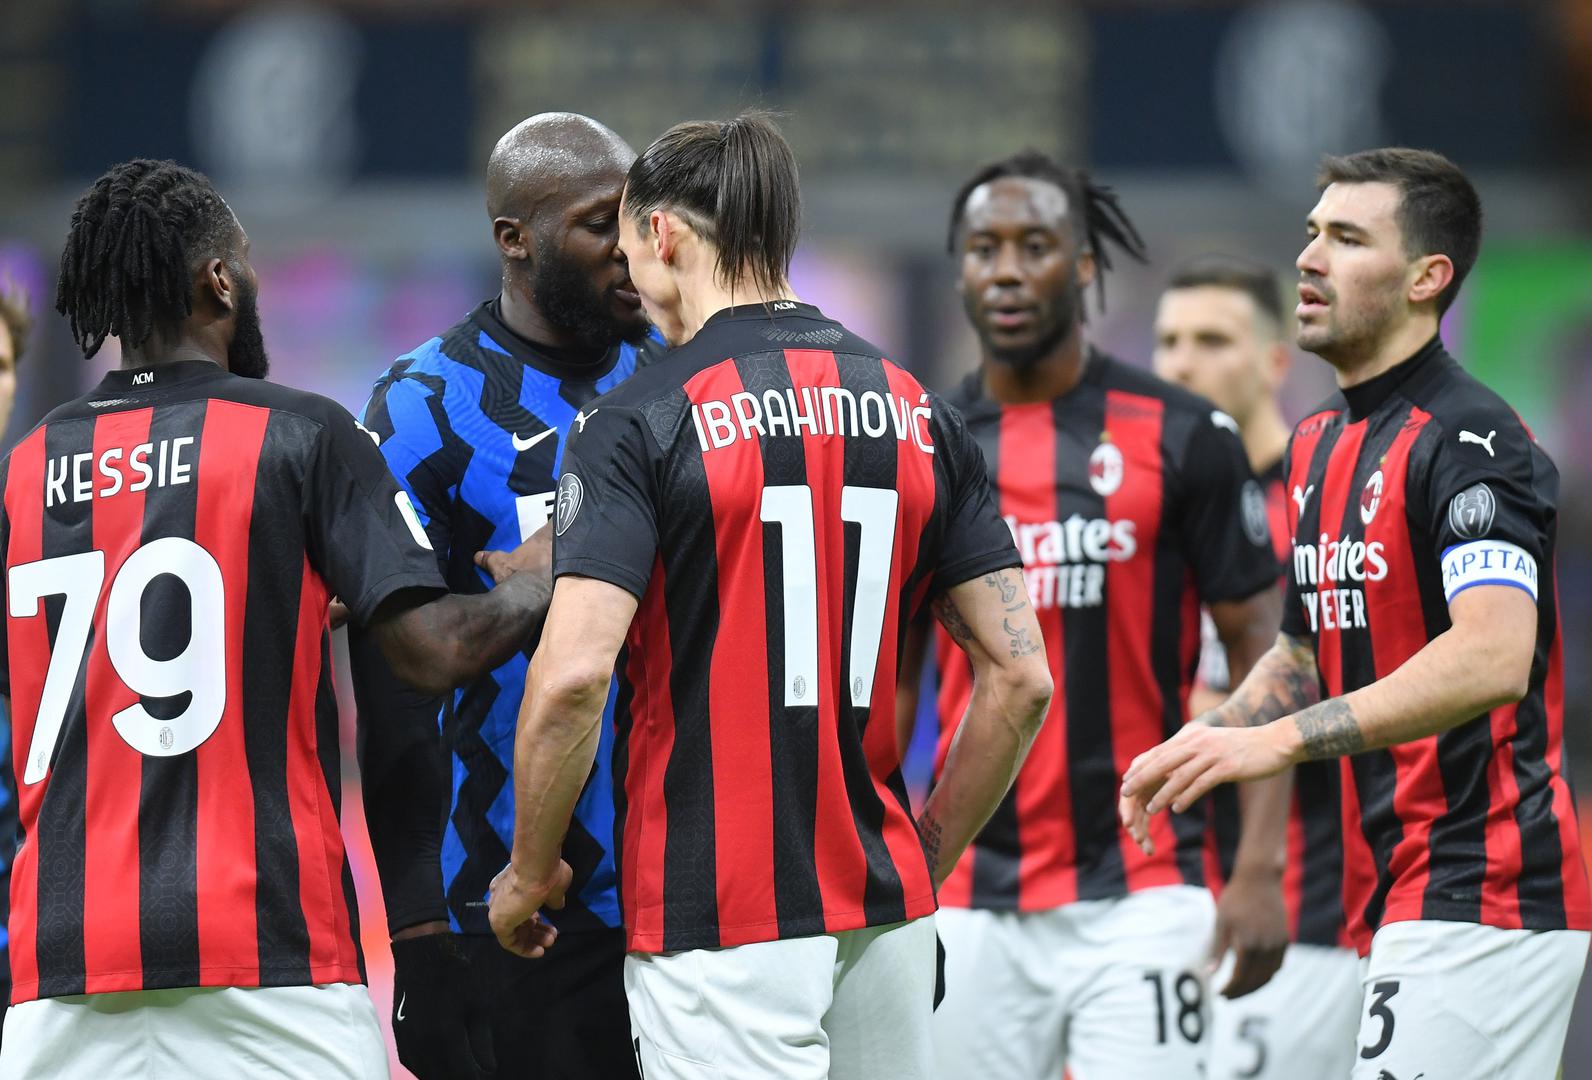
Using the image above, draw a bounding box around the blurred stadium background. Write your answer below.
[2,0,1591,1074]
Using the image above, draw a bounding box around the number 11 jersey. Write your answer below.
[553,302,1020,954]
[0,359,445,1003]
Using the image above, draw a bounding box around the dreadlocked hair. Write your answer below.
[56,159,235,358]
[946,149,1148,312]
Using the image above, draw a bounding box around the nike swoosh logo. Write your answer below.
[511,428,557,453]
[396,992,407,1022]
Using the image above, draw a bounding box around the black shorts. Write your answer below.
[463,927,638,1080]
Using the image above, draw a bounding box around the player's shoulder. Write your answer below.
[1093,350,1234,431]
[205,372,360,433]
[1405,346,1549,477]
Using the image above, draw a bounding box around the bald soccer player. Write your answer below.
[352,113,659,1080]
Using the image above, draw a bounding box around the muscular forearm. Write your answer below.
[379,573,544,694]
[916,654,1049,885]
[1205,634,1320,729]
[1283,620,1528,763]
[1218,612,1292,880]
[508,656,608,886]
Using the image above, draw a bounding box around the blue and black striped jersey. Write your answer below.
[361,300,661,934]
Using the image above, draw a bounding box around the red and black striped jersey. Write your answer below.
[1281,338,1591,954]
[0,359,445,1003]
[550,302,1019,954]
[1205,459,1349,948]
[934,351,1279,911]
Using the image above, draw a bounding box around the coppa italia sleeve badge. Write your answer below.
[1447,483,1496,540]
[555,473,584,536]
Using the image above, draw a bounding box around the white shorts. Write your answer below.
[1351,920,1590,1080]
[625,915,936,1080]
[1208,943,1360,1080]
[933,885,1216,1080]
[0,982,388,1080]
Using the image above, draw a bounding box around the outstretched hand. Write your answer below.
[1118,722,1296,853]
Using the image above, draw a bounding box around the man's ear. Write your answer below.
[494,216,533,263]
[1408,253,1455,308]
[651,210,674,265]
[1075,249,1098,292]
[202,257,234,315]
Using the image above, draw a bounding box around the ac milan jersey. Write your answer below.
[1204,459,1347,947]
[0,359,445,1003]
[933,351,1279,911]
[1281,337,1591,953]
[359,300,661,934]
[553,301,1019,954]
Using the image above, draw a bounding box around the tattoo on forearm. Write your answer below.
[918,813,945,870]
[933,594,974,641]
[1229,634,1322,727]
[1294,698,1366,759]
[1002,618,1040,658]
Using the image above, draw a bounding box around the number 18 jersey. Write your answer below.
[553,302,1020,954]
[0,359,445,1003]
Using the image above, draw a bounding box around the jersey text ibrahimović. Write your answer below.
[554,302,1019,953]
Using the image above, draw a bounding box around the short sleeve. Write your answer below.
[552,406,661,599]
[360,371,457,564]
[1419,416,1550,606]
[930,398,1021,593]
[303,404,447,625]
[1179,412,1280,603]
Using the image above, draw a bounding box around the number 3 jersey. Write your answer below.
[0,359,446,1003]
[1280,337,1590,953]
[553,302,1020,954]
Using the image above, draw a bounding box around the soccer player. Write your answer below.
[1153,256,1358,1079]
[0,284,28,1047]
[486,112,1054,1080]
[0,159,551,1078]
[1121,148,1592,1080]
[353,112,657,1080]
[905,152,1289,1080]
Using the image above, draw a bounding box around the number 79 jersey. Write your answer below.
[553,302,1020,954]
[0,359,445,1004]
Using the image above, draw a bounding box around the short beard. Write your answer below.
[531,236,650,351]
[971,281,1082,372]
[1297,288,1400,370]
[227,270,270,380]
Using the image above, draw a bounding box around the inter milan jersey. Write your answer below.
[1205,458,1348,947]
[0,359,444,1004]
[553,302,1019,954]
[933,351,1279,912]
[360,300,658,934]
[1280,337,1591,953]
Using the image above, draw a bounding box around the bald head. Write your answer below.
[486,112,634,223]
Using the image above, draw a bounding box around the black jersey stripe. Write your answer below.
[31,418,95,998]
[133,400,208,988]
[834,353,909,927]
[240,411,315,982]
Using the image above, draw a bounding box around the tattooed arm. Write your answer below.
[1119,585,1537,842]
[916,568,1052,886]
[1198,631,1320,729]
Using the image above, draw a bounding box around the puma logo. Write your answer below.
[1459,429,1497,457]
[575,408,599,433]
[1292,484,1315,516]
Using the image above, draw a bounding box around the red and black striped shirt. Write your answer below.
[0,359,444,1003]
[551,302,1019,953]
[1205,459,1349,948]
[934,351,1279,911]
[1281,338,1591,953]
